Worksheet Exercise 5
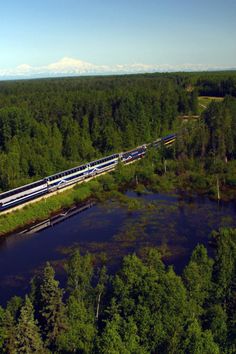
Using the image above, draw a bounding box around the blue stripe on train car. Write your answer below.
[163,134,176,140]
[48,160,118,188]
[0,188,48,211]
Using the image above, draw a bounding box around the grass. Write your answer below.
[0,179,100,236]
[198,96,224,113]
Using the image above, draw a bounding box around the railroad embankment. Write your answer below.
[1,155,236,237]
[0,180,99,237]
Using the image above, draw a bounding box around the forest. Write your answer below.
[0,228,235,353]
[0,73,198,192]
[1,71,236,193]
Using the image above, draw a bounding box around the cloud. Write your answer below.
[0,57,234,79]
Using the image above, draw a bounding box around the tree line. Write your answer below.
[0,227,235,353]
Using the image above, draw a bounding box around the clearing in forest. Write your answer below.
[198,96,224,113]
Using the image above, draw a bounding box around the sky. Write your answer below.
[0,0,236,78]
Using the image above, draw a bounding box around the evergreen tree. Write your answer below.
[0,306,6,351]
[182,319,220,354]
[57,295,96,353]
[1,309,17,354]
[38,262,66,350]
[206,304,228,349]
[66,250,94,301]
[15,296,44,354]
[183,244,213,317]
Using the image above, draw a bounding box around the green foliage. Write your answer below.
[15,296,44,354]
[0,74,190,191]
[206,304,228,348]
[212,228,236,302]
[176,96,236,162]
[2,309,17,354]
[0,179,96,235]
[57,295,96,353]
[1,229,236,353]
[183,245,213,317]
[66,250,94,300]
[38,262,66,350]
[0,306,6,350]
[98,314,147,354]
[182,319,220,354]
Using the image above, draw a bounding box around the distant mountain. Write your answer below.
[0,57,235,80]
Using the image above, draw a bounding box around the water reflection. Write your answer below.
[0,192,236,305]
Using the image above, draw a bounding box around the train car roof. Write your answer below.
[163,133,176,139]
[46,163,88,180]
[89,153,119,165]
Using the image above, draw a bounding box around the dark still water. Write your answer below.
[0,192,236,305]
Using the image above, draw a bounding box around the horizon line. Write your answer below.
[0,56,235,81]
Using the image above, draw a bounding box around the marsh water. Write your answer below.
[0,191,236,305]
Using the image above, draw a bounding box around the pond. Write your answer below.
[0,191,236,305]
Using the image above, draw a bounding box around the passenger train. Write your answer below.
[0,133,176,212]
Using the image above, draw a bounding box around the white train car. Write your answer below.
[121,145,147,163]
[46,153,120,191]
[0,180,47,211]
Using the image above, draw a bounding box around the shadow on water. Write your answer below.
[0,191,236,305]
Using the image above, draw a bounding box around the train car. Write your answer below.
[46,153,120,191]
[162,133,176,146]
[46,164,89,191]
[152,138,162,148]
[0,179,47,211]
[149,134,176,149]
[88,154,120,175]
[121,145,147,163]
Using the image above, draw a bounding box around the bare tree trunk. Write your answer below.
[216,176,220,201]
[96,293,101,320]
